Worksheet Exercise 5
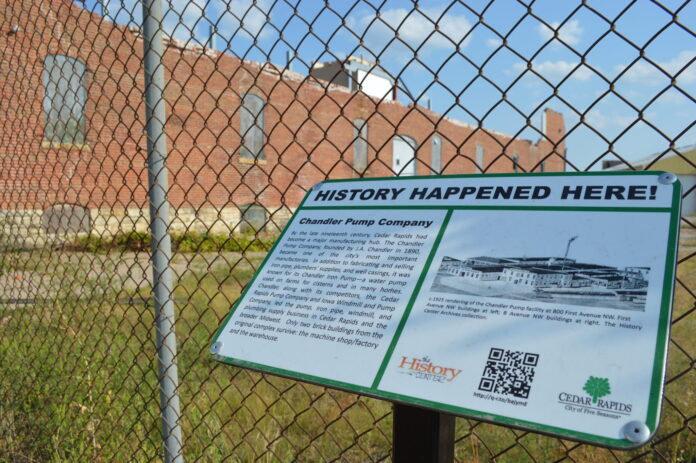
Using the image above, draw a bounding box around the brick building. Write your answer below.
[0,0,566,241]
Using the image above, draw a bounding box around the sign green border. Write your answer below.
[211,171,682,450]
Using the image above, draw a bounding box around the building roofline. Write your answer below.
[603,143,696,171]
[69,1,565,156]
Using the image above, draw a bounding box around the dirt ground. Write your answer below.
[0,251,267,303]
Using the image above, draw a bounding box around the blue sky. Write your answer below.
[79,0,695,170]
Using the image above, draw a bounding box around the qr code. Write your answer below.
[478,348,539,399]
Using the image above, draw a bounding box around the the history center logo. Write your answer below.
[558,376,633,419]
[397,356,462,383]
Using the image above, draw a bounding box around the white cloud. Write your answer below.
[217,0,273,41]
[617,51,696,86]
[486,38,502,48]
[584,109,607,129]
[164,0,207,40]
[538,20,583,46]
[585,109,634,130]
[512,60,595,81]
[659,89,689,104]
[105,1,142,26]
[347,7,472,56]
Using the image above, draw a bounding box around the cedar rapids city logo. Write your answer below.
[558,376,633,418]
[398,356,462,383]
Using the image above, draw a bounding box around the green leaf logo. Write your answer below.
[583,376,611,403]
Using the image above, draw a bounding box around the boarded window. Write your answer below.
[431,135,441,174]
[42,204,91,234]
[42,55,87,144]
[240,204,266,233]
[513,153,520,173]
[475,144,484,173]
[392,135,416,176]
[240,93,265,160]
[352,118,368,172]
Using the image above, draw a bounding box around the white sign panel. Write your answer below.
[212,172,681,449]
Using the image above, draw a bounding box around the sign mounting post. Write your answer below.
[393,404,455,463]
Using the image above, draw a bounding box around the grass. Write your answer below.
[0,227,693,462]
[62,231,278,253]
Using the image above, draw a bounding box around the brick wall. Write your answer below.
[0,0,566,237]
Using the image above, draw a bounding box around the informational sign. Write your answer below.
[211,172,681,449]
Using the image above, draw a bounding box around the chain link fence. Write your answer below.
[0,0,694,461]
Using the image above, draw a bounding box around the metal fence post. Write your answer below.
[141,0,184,462]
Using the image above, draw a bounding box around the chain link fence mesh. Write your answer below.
[0,0,694,461]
